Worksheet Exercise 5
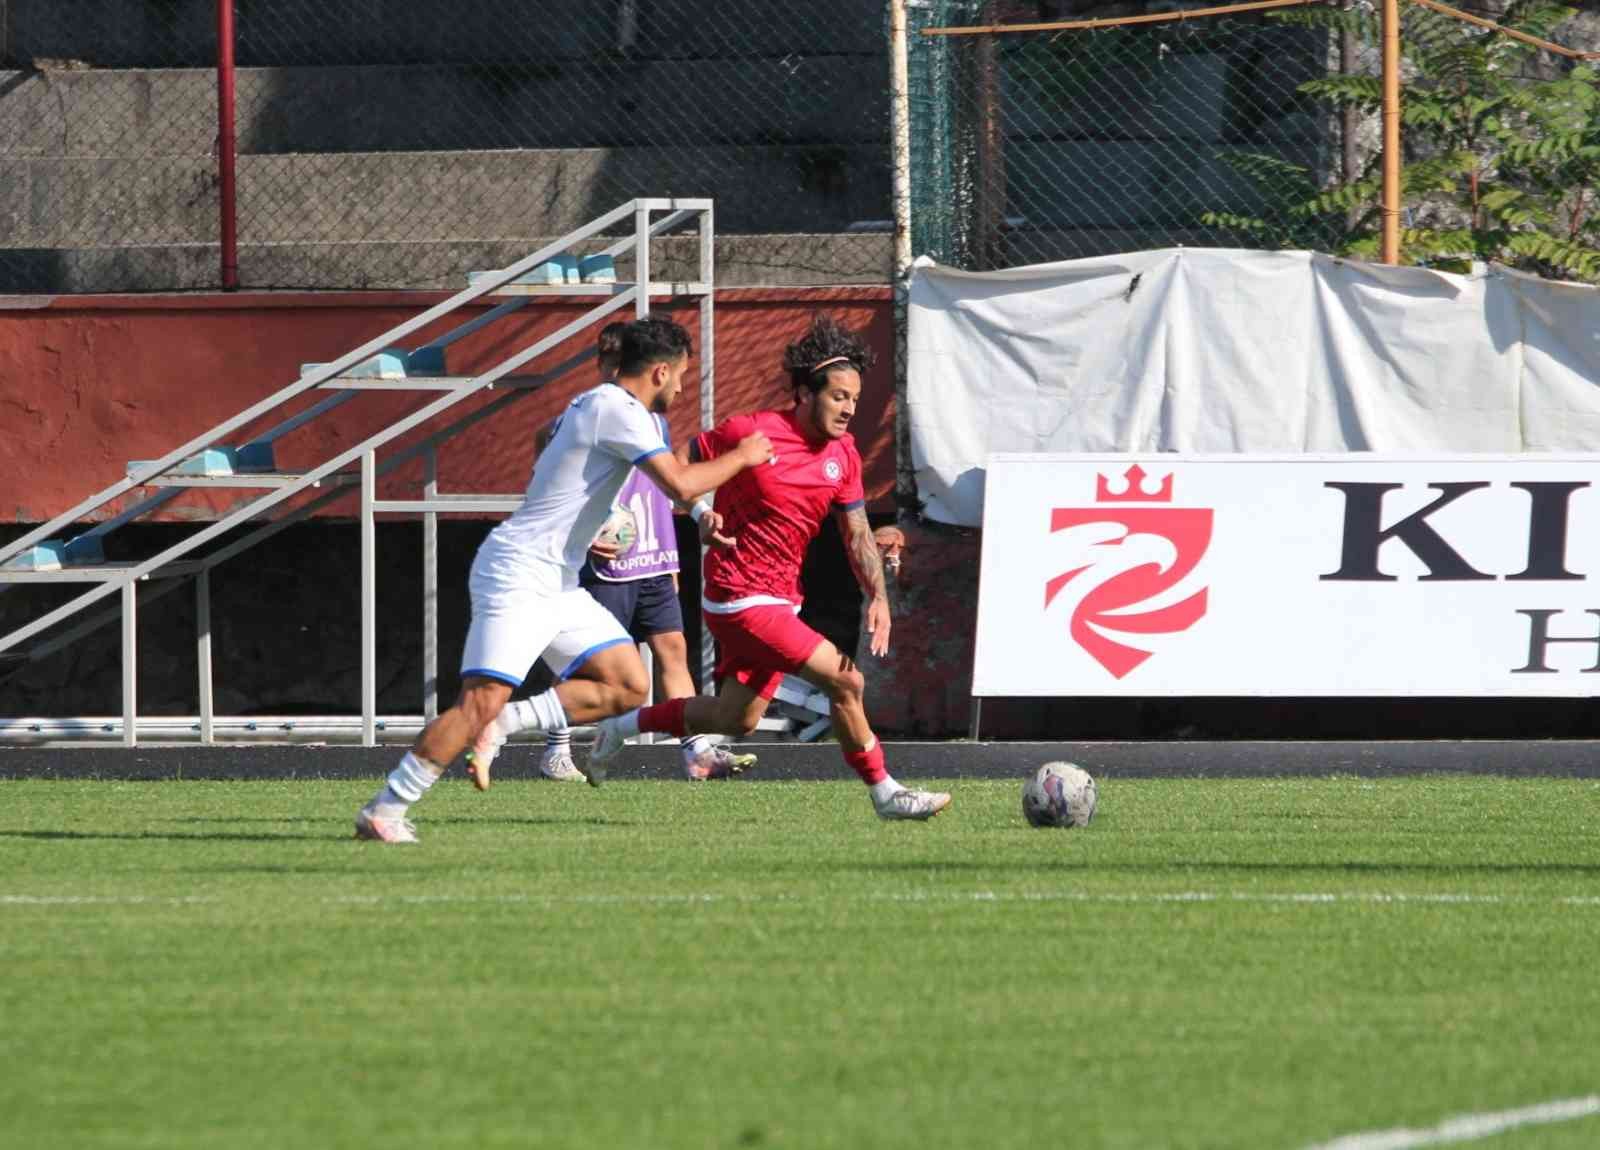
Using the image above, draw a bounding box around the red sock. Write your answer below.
[638,697,690,737]
[842,741,887,786]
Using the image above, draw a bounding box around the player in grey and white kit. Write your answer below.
[355,318,773,843]
[471,323,757,786]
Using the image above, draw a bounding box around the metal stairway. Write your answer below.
[0,199,717,747]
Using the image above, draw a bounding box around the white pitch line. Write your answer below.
[4,890,1600,910]
[1300,1095,1600,1149]
[0,894,218,906]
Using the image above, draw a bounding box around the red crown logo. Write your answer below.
[1095,464,1173,503]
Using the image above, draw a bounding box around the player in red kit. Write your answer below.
[588,316,951,821]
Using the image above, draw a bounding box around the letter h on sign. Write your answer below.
[1512,610,1600,674]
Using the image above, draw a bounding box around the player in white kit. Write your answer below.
[355,317,773,842]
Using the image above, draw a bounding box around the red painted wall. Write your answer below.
[0,288,894,524]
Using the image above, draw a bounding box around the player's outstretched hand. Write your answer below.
[866,594,891,657]
[589,537,623,561]
[735,431,775,468]
[697,508,737,549]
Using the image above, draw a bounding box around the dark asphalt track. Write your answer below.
[2,740,1596,779]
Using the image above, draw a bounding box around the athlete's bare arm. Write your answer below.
[837,506,891,657]
[639,431,772,504]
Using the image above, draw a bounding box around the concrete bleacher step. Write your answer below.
[122,443,358,489]
[300,347,445,380]
[310,374,545,392]
[0,147,889,248]
[2,534,105,572]
[137,471,361,490]
[0,559,206,583]
[126,443,276,480]
[0,233,891,293]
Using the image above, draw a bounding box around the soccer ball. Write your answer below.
[593,507,638,552]
[1021,762,1097,828]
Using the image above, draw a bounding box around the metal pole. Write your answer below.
[1381,0,1402,265]
[361,450,377,747]
[121,583,138,747]
[197,569,214,744]
[422,448,439,721]
[698,205,716,694]
[968,696,982,742]
[890,0,914,282]
[215,0,239,289]
[635,203,652,318]
[888,0,919,521]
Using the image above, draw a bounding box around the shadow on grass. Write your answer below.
[419,816,640,828]
[811,858,1600,877]
[0,829,332,843]
[171,815,636,828]
[0,815,636,843]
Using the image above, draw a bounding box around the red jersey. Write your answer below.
[693,408,865,606]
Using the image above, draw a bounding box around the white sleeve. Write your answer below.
[596,391,668,464]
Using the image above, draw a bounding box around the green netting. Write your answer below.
[906,1,1600,280]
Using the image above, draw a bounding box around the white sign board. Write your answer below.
[974,455,1600,697]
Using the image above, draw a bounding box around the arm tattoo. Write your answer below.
[839,508,887,600]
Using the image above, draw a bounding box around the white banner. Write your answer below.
[909,250,1600,527]
[974,455,1600,697]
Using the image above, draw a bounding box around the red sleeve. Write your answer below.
[833,438,865,509]
[692,413,753,463]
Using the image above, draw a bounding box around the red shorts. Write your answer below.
[704,603,827,701]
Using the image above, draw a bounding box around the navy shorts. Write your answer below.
[579,569,684,642]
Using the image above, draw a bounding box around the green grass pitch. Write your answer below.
[2,775,1598,1149]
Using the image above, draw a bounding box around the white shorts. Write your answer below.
[461,565,632,687]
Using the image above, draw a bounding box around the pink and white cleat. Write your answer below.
[873,787,952,822]
[682,740,758,781]
[354,806,420,844]
[539,746,587,783]
[464,713,511,791]
[584,716,628,787]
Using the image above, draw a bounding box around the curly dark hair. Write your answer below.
[596,321,627,376]
[782,314,874,397]
[616,316,693,377]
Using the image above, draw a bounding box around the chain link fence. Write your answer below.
[0,1,218,292]
[906,0,1600,278]
[1,0,894,293]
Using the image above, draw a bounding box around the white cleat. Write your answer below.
[539,747,587,783]
[584,716,629,787]
[354,806,420,844]
[465,712,511,791]
[682,740,758,781]
[873,787,953,822]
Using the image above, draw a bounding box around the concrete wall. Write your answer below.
[0,0,896,291]
[2,0,887,67]
[0,286,896,523]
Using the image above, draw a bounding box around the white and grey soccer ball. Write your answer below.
[1021,762,1097,828]
[593,507,638,552]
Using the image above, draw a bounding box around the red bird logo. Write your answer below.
[1044,466,1213,679]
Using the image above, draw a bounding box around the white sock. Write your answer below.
[613,709,642,738]
[682,733,711,755]
[503,689,569,735]
[868,775,902,805]
[374,751,440,816]
[545,728,572,753]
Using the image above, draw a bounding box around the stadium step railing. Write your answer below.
[0,199,718,748]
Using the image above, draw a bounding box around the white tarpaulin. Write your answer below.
[907,249,1600,526]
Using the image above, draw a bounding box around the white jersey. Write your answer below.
[471,383,667,594]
